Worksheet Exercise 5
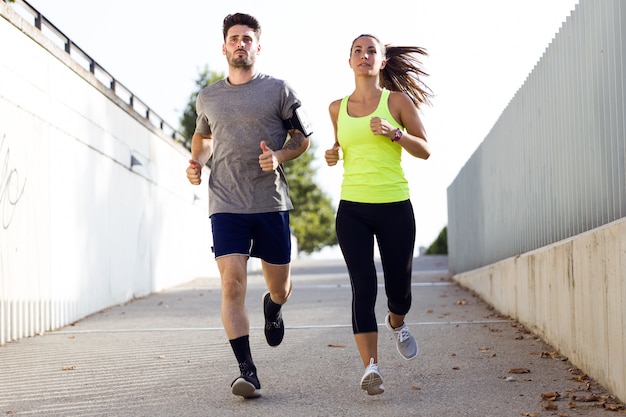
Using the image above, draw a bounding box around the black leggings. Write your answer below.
[336,200,415,334]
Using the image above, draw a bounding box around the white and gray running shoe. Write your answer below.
[360,358,384,395]
[385,313,419,360]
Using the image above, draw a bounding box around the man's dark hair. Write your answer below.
[223,13,261,40]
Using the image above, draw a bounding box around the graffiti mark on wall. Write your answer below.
[0,133,27,229]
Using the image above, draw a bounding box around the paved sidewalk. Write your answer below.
[0,255,619,416]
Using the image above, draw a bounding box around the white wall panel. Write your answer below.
[448,0,626,274]
[0,2,215,345]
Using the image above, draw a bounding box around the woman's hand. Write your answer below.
[370,117,396,139]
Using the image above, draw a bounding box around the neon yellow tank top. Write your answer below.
[337,89,409,203]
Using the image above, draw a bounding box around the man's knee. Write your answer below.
[271,280,292,305]
[265,272,292,305]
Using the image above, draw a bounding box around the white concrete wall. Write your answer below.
[0,3,217,344]
[454,218,626,403]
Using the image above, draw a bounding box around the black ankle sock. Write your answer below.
[229,335,255,373]
[264,294,282,319]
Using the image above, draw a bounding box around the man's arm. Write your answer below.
[259,130,310,172]
[186,132,213,185]
[278,130,310,162]
[191,132,214,166]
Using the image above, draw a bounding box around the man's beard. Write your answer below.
[229,53,254,69]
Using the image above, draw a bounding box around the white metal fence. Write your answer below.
[1,1,215,345]
[447,0,626,274]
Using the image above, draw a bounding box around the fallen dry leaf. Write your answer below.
[452,366,460,370]
[521,412,541,417]
[327,343,346,348]
[604,402,625,411]
[61,365,76,371]
[572,394,600,402]
[568,367,583,375]
[157,355,166,359]
[410,386,421,391]
[541,400,558,410]
[508,368,530,374]
[541,391,561,401]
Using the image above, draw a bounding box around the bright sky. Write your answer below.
[23,0,579,256]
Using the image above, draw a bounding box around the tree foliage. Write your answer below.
[425,226,447,255]
[283,146,337,253]
[179,66,337,254]
[179,66,224,150]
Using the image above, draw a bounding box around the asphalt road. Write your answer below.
[0,255,619,416]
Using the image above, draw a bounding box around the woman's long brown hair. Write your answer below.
[353,34,434,108]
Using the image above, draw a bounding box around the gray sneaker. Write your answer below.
[385,313,418,360]
[360,358,384,395]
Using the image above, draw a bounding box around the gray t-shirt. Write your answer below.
[195,73,301,216]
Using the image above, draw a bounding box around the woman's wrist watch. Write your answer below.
[391,128,403,142]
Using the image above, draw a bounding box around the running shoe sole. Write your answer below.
[231,377,262,398]
[360,371,385,395]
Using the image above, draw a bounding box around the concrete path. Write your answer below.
[0,255,618,416]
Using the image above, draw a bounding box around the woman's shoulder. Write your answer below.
[331,94,352,106]
[387,89,410,100]
[329,98,342,107]
[387,90,415,109]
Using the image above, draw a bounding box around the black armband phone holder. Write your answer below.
[283,103,313,137]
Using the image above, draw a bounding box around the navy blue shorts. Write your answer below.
[210,211,291,265]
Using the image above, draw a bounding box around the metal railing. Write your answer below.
[447,0,626,274]
[3,0,187,144]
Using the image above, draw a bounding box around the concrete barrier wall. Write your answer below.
[446,0,626,402]
[454,218,626,402]
[0,3,217,345]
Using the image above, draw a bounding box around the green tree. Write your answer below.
[179,66,337,254]
[284,146,337,253]
[425,226,447,254]
[179,66,224,151]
